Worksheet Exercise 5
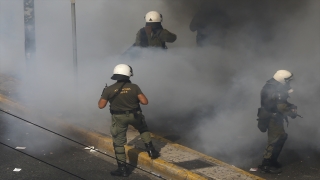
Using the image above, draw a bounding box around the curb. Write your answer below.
[0,94,209,180]
[150,134,264,180]
[0,73,265,180]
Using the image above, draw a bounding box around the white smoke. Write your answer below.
[1,0,319,169]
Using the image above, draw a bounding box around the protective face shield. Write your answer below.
[111,64,133,80]
[273,70,293,93]
[145,11,162,22]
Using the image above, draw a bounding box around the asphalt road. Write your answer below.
[0,111,161,180]
[244,143,320,180]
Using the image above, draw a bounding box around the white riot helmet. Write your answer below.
[273,70,293,84]
[273,70,294,93]
[111,64,133,80]
[145,11,162,22]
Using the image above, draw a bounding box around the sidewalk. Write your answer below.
[0,73,264,180]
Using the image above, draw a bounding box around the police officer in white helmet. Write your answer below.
[134,11,177,49]
[257,70,301,174]
[98,64,159,177]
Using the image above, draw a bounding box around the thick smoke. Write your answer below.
[1,0,319,168]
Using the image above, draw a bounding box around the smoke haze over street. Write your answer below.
[1,0,319,168]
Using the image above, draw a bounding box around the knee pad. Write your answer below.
[113,143,125,154]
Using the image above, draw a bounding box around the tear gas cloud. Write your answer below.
[0,0,319,167]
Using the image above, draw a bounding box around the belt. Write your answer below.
[110,108,141,115]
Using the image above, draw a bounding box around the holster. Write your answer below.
[257,107,272,132]
[133,109,138,118]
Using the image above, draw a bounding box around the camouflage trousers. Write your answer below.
[110,111,151,163]
[263,117,288,160]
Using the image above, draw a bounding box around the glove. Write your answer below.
[292,108,297,113]
[289,113,297,119]
[288,104,297,119]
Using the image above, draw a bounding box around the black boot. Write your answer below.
[145,142,159,159]
[110,162,129,177]
[271,160,282,168]
[258,159,282,174]
[270,153,282,168]
[271,146,284,168]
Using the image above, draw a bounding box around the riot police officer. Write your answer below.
[134,11,177,49]
[98,64,159,177]
[257,70,299,174]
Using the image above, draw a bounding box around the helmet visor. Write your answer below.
[284,73,293,83]
[111,74,130,80]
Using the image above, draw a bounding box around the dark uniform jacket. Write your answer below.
[257,78,297,132]
[260,78,296,117]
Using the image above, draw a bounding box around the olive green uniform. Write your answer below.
[257,78,297,167]
[135,22,176,49]
[101,81,152,163]
[135,28,177,48]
